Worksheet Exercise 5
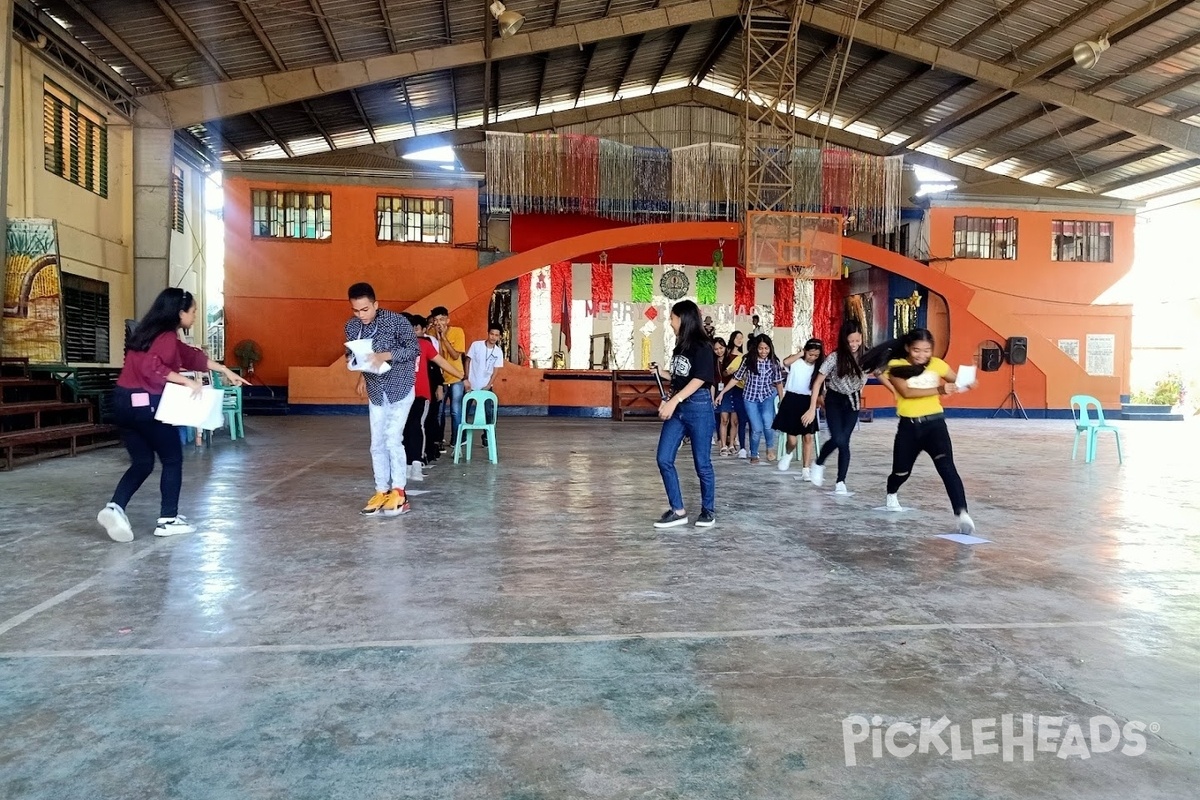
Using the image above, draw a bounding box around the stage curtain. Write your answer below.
[518,272,532,366]
[773,278,795,329]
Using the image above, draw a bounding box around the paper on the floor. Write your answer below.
[955,365,977,389]
[873,506,909,512]
[154,383,225,430]
[405,489,431,496]
[346,338,391,374]
[936,533,991,544]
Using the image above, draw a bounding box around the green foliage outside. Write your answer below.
[1130,371,1186,407]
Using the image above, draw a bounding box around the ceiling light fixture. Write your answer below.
[1072,35,1110,70]
[489,2,524,38]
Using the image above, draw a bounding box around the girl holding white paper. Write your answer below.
[862,328,974,534]
[97,288,246,543]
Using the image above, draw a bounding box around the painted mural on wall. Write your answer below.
[2,219,66,363]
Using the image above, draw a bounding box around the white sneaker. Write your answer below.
[801,467,811,480]
[777,450,794,472]
[409,461,424,482]
[834,482,849,495]
[97,503,133,543]
[154,515,196,537]
[885,493,902,511]
[737,448,747,459]
[809,463,825,487]
[957,512,976,534]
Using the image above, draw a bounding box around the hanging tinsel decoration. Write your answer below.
[696,269,717,305]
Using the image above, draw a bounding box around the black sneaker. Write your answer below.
[695,510,716,528]
[653,510,689,528]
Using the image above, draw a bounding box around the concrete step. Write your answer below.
[1120,412,1185,421]
[1120,404,1176,414]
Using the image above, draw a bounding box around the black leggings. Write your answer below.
[886,417,968,513]
[815,390,858,482]
[405,397,429,465]
[110,387,183,518]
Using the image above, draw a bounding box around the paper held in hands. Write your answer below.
[955,365,977,389]
[154,383,225,430]
[346,338,391,374]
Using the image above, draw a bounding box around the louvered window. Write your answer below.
[170,166,185,233]
[42,81,108,198]
[62,274,110,363]
[376,196,453,243]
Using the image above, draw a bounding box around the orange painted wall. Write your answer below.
[223,175,482,385]
[926,205,1133,402]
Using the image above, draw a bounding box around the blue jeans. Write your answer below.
[743,395,778,458]
[441,381,465,445]
[656,393,716,514]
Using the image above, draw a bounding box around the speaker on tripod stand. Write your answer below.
[993,336,1029,419]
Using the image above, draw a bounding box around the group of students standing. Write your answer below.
[654,300,976,535]
[96,283,507,542]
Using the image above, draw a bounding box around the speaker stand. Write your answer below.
[992,362,1028,419]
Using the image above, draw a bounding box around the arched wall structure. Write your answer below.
[290,222,1118,412]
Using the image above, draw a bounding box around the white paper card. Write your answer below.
[154,383,225,430]
[346,339,391,374]
[956,365,977,388]
[936,533,991,545]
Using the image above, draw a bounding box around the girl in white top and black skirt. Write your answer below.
[802,320,867,495]
[773,338,824,478]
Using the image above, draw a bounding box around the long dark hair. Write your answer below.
[744,333,780,374]
[127,288,194,352]
[860,327,936,379]
[833,320,865,379]
[671,300,707,356]
[729,329,745,354]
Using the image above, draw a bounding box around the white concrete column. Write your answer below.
[0,0,14,355]
[132,120,175,317]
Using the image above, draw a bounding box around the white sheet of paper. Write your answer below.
[956,365,977,389]
[936,533,991,545]
[154,383,225,430]
[346,339,391,374]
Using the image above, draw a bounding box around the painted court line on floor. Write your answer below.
[0,619,1123,659]
[0,449,348,640]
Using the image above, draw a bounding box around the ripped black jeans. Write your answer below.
[886,416,968,514]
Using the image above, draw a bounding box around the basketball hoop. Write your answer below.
[744,211,844,280]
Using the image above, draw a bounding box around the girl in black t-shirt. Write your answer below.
[653,300,718,529]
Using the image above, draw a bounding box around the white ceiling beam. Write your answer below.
[143,0,739,128]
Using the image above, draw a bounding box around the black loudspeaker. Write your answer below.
[980,346,1003,372]
[1006,336,1028,366]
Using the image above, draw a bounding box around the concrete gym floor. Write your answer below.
[0,415,1196,799]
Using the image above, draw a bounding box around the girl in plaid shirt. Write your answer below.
[717,334,786,465]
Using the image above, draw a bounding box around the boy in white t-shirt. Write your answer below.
[464,323,505,444]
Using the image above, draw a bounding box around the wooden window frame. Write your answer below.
[42,81,108,198]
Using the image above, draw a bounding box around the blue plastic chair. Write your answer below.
[454,390,498,464]
[775,398,822,460]
[1070,394,1122,464]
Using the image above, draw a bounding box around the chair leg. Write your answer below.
[1086,430,1096,463]
[1113,430,1123,464]
[1072,431,1080,461]
[487,427,497,464]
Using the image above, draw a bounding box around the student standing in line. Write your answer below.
[724,329,749,457]
[402,313,462,482]
[97,288,247,542]
[774,338,825,478]
[716,334,786,465]
[864,328,976,533]
[463,323,506,447]
[653,300,718,529]
[802,320,867,495]
[345,283,420,517]
[430,305,466,452]
[712,337,737,455]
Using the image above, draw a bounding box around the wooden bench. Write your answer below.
[33,366,122,423]
[612,370,664,421]
[0,422,117,470]
[0,400,95,426]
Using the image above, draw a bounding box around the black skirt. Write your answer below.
[773,391,818,436]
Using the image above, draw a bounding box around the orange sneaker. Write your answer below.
[361,491,388,516]
[381,488,411,517]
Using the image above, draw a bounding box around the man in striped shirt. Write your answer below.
[345,282,420,517]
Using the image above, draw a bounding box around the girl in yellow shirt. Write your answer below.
[865,328,975,534]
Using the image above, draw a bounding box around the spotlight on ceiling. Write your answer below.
[1072,35,1110,70]
[489,1,524,38]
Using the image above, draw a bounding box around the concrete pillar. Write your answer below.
[132,120,174,318]
[0,0,14,356]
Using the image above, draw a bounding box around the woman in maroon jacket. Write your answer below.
[97,288,245,542]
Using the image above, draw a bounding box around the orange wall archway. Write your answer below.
[292,222,1118,410]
